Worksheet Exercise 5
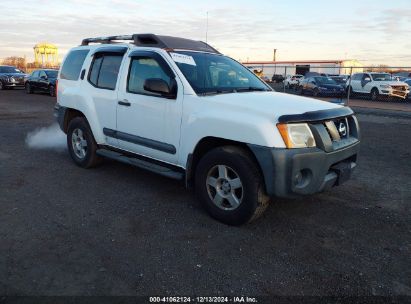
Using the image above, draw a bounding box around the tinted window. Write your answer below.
[45,70,58,78]
[60,50,89,80]
[88,56,103,87]
[0,66,23,73]
[32,71,40,78]
[88,54,122,90]
[352,74,362,80]
[127,57,172,96]
[39,71,47,78]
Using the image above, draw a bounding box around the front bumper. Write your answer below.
[380,88,410,99]
[249,107,360,198]
[249,142,359,198]
[54,103,67,132]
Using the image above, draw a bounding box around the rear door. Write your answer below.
[350,73,363,92]
[84,47,128,147]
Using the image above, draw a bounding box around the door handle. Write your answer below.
[118,100,131,106]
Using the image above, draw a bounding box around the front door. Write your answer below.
[116,51,183,165]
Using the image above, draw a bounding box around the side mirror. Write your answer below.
[143,78,175,98]
[40,75,47,80]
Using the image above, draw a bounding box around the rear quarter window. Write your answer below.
[60,49,89,80]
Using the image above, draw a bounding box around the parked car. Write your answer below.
[55,33,360,225]
[271,74,285,83]
[330,75,349,89]
[260,75,270,83]
[299,76,345,97]
[284,74,303,89]
[0,65,27,90]
[25,69,58,97]
[405,79,411,100]
[347,72,409,101]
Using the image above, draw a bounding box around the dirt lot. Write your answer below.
[0,89,410,297]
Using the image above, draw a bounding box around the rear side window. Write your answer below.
[60,50,89,80]
[88,54,123,90]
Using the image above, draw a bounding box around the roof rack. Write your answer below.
[81,33,220,54]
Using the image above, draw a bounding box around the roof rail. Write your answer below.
[81,33,220,54]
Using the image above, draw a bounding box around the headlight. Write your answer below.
[380,85,391,89]
[277,123,316,148]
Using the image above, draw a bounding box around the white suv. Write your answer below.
[55,34,360,225]
[284,74,303,89]
[347,72,409,101]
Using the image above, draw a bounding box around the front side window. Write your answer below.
[60,49,89,80]
[88,54,123,90]
[39,71,47,78]
[127,57,173,96]
[32,71,39,78]
[170,51,269,95]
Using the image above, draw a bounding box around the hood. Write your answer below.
[380,81,409,86]
[202,91,342,121]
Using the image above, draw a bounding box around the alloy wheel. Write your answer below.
[206,165,243,211]
[71,128,88,159]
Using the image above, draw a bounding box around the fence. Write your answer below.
[255,66,411,106]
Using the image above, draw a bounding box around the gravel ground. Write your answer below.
[0,89,410,298]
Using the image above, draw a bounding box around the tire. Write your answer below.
[313,88,320,97]
[25,83,33,94]
[67,117,102,168]
[370,88,379,101]
[195,146,270,225]
[49,85,55,97]
[0,81,4,90]
[347,86,354,96]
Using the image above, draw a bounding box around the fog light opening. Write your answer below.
[294,169,312,188]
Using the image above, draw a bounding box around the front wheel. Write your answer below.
[313,88,320,97]
[370,88,379,101]
[0,81,4,90]
[195,146,270,225]
[67,117,102,168]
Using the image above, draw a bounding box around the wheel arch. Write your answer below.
[61,108,86,133]
[185,136,265,191]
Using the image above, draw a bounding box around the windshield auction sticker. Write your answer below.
[170,52,196,66]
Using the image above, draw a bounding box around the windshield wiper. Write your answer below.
[235,87,269,92]
[198,89,237,96]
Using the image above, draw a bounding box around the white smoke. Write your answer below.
[25,123,66,150]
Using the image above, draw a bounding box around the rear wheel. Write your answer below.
[370,88,379,101]
[25,83,33,94]
[49,85,55,97]
[67,117,102,168]
[195,146,270,225]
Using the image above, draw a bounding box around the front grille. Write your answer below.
[324,117,351,141]
[391,85,407,91]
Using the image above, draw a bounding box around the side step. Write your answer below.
[96,149,184,180]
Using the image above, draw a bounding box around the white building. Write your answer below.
[243,59,364,77]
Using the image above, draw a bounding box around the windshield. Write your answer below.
[45,70,58,78]
[314,77,337,85]
[169,51,270,95]
[371,73,391,81]
[0,66,23,74]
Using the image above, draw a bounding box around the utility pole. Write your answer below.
[273,49,277,62]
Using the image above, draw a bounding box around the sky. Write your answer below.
[1,0,411,66]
